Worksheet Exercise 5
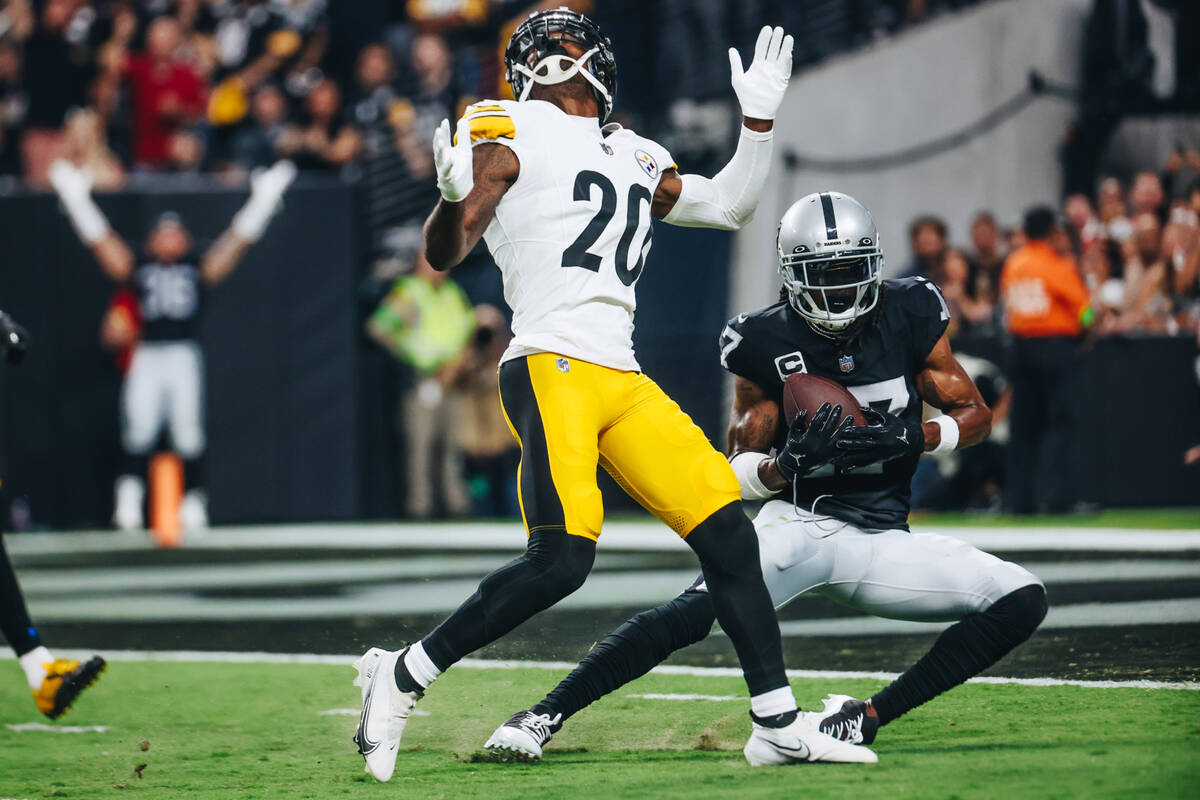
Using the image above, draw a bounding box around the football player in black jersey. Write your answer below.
[486,192,1047,758]
[0,309,106,718]
[49,158,296,533]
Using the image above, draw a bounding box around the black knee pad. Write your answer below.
[526,531,596,598]
[686,502,759,576]
[987,583,1048,643]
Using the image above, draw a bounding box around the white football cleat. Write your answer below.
[179,490,209,532]
[484,709,562,761]
[744,712,878,766]
[804,694,879,745]
[352,647,421,782]
[113,475,144,532]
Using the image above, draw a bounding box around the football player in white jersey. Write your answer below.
[353,8,877,781]
[49,158,296,534]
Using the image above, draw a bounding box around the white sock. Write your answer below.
[750,686,797,719]
[402,641,442,690]
[19,646,53,690]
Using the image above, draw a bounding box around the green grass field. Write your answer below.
[1,660,1197,799]
[908,508,1200,529]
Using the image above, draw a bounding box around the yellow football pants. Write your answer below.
[498,353,741,541]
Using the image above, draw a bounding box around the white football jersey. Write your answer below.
[462,99,675,371]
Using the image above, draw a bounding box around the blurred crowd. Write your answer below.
[901,164,1200,345]
[900,158,1200,514]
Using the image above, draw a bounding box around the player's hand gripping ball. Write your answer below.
[833,406,925,471]
[729,25,794,121]
[774,401,853,483]
[433,117,475,203]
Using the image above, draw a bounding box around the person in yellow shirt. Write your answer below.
[1000,206,1093,514]
[367,251,476,517]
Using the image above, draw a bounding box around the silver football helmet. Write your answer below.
[777,192,884,337]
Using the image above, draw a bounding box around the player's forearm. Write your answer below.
[201,230,251,285]
[662,125,773,231]
[422,200,472,271]
[922,403,991,452]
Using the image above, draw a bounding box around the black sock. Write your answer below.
[120,450,148,479]
[0,537,41,656]
[871,584,1047,725]
[183,453,206,493]
[397,531,596,691]
[685,502,788,698]
[534,587,716,721]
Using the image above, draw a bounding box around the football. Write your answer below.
[781,373,864,427]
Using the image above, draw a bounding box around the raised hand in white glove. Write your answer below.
[433,117,474,203]
[48,158,92,201]
[728,25,794,121]
[232,159,297,242]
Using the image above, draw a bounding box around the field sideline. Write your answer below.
[1,654,1197,799]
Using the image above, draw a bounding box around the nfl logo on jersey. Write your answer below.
[839,354,855,373]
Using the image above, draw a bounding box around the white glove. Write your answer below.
[729,25,794,121]
[49,158,109,244]
[433,117,474,203]
[48,158,92,201]
[232,160,297,242]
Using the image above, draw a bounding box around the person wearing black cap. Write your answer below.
[999,206,1094,513]
[48,158,296,533]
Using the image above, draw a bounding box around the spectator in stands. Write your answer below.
[1130,170,1166,220]
[1082,237,1128,330]
[17,0,101,185]
[446,304,520,518]
[366,250,476,519]
[1120,212,1174,332]
[406,33,457,145]
[1097,176,1133,242]
[964,211,1005,337]
[227,82,288,172]
[897,214,947,279]
[121,16,208,171]
[1000,206,1092,514]
[1064,193,1103,255]
[275,77,359,170]
[61,107,124,190]
[939,248,994,340]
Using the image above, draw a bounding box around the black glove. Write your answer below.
[832,406,924,471]
[0,312,29,365]
[774,402,852,482]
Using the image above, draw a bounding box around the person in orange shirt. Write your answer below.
[1000,206,1093,514]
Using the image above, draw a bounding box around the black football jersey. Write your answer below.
[719,277,950,530]
[134,261,203,342]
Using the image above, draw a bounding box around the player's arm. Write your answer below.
[201,160,296,285]
[912,333,992,451]
[727,375,848,497]
[833,332,991,471]
[48,159,134,281]
[651,26,792,229]
[423,118,520,271]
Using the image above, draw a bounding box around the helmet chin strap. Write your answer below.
[514,46,611,111]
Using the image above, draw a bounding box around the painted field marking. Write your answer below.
[8,650,1195,692]
[4,723,109,733]
[318,708,429,717]
[8,523,1200,557]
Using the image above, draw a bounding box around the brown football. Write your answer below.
[781,373,863,427]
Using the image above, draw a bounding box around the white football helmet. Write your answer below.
[777,192,884,337]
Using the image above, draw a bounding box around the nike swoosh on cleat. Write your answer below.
[356,673,382,755]
[771,742,812,759]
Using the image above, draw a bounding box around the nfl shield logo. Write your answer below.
[838,354,855,373]
[557,357,570,373]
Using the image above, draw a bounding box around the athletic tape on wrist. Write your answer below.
[929,414,960,454]
[729,451,775,500]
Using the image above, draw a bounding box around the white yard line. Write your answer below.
[14,558,1200,598]
[4,650,1195,691]
[7,523,1200,556]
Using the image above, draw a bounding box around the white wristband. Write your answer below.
[929,414,960,454]
[729,451,776,500]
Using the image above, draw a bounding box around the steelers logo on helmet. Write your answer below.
[504,7,618,122]
[777,191,885,339]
